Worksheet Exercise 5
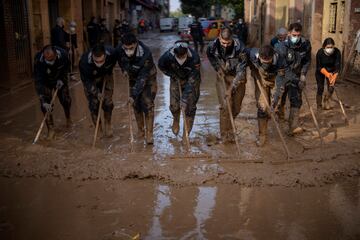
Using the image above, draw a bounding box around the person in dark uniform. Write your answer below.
[120,19,132,37]
[99,18,111,45]
[315,37,341,110]
[79,44,117,137]
[51,17,69,50]
[189,18,205,54]
[87,17,100,48]
[246,45,285,146]
[275,23,311,135]
[158,40,201,138]
[34,45,72,139]
[117,33,157,144]
[234,18,248,44]
[207,27,247,143]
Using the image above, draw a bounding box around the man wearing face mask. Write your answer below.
[117,33,157,144]
[34,45,72,139]
[68,21,78,74]
[79,44,117,137]
[207,27,247,143]
[234,18,248,44]
[158,40,201,137]
[51,17,69,50]
[275,23,311,135]
[315,38,341,110]
[246,45,285,146]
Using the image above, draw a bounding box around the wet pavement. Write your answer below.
[0,32,360,239]
[0,178,359,240]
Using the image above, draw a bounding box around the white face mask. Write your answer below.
[125,49,136,57]
[45,59,55,65]
[94,61,105,68]
[290,36,300,44]
[175,56,187,65]
[70,27,76,33]
[324,48,334,55]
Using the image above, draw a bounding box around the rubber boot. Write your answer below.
[145,111,154,145]
[288,107,303,135]
[316,94,323,111]
[134,111,145,138]
[182,116,194,142]
[46,114,55,140]
[256,118,267,147]
[172,112,180,136]
[323,94,331,110]
[104,111,113,137]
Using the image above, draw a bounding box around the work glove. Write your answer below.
[320,68,331,79]
[97,91,103,101]
[298,74,306,90]
[329,72,338,86]
[56,80,64,89]
[42,103,53,113]
[128,97,134,106]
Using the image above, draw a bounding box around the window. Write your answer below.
[338,1,345,33]
[329,3,337,33]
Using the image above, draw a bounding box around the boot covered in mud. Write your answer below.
[288,107,303,135]
[316,94,323,111]
[323,93,331,110]
[172,111,180,136]
[134,111,145,138]
[256,118,268,147]
[46,114,55,140]
[182,116,194,142]
[104,111,113,137]
[145,111,154,145]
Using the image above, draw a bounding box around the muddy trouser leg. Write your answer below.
[288,76,303,133]
[315,72,325,109]
[216,74,244,142]
[184,80,201,134]
[254,71,272,146]
[83,79,101,126]
[57,82,72,120]
[170,77,181,135]
[140,74,157,144]
[101,75,114,137]
[272,75,287,118]
[40,87,55,137]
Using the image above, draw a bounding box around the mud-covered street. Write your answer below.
[1,32,360,239]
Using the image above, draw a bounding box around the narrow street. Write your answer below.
[0,32,360,239]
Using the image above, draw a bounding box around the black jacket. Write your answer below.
[34,46,70,96]
[207,37,247,86]
[316,48,341,74]
[234,23,248,44]
[79,46,117,96]
[158,47,201,99]
[189,21,204,40]
[117,41,157,99]
[51,25,69,50]
[87,22,100,46]
[275,37,312,76]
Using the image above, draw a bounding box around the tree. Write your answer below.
[218,0,244,19]
[180,0,212,18]
[170,9,186,18]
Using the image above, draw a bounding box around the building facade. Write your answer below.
[244,0,360,77]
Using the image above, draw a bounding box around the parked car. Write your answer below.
[160,18,176,32]
[180,19,228,42]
